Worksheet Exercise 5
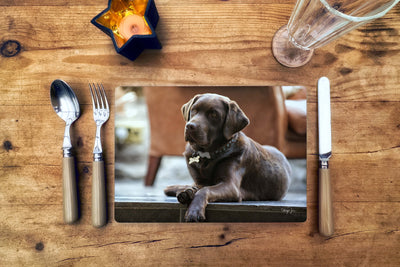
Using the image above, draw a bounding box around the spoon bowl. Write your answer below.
[50,79,81,224]
[51,80,80,134]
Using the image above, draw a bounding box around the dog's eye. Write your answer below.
[208,110,218,119]
[191,109,198,116]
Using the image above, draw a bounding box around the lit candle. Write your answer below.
[118,14,152,40]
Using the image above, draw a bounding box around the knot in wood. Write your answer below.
[35,242,44,251]
[3,140,13,152]
[1,40,21,57]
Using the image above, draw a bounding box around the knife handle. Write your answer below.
[62,157,79,224]
[92,160,107,227]
[319,166,334,236]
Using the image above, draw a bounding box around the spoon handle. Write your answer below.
[92,160,107,227]
[62,157,79,224]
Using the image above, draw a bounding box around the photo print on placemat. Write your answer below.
[114,86,307,222]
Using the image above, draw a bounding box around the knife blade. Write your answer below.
[318,76,334,237]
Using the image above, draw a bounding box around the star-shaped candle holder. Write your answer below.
[91,0,161,61]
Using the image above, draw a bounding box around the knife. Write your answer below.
[318,76,334,237]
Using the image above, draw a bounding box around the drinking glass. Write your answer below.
[272,0,400,67]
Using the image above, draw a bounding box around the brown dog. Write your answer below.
[164,93,291,222]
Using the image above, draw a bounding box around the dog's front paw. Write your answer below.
[177,187,197,204]
[185,206,206,222]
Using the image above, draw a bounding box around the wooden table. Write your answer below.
[1,0,399,265]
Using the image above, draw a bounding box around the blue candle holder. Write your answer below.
[91,0,162,61]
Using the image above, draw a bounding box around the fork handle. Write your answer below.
[92,160,107,227]
[62,157,79,224]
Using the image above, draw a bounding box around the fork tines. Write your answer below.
[89,83,109,161]
[89,83,109,112]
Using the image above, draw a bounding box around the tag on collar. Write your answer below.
[189,155,200,165]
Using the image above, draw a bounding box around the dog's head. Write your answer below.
[181,93,249,151]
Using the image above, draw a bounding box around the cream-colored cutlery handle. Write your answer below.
[62,157,78,224]
[319,167,334,236]
[92,160,107,227]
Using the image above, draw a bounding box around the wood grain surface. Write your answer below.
[1,0,399,266]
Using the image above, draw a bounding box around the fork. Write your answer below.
[89,83,109,227]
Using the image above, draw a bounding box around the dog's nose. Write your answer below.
[186,122,197,132]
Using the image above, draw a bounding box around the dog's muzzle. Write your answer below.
[185,121,208,145]
[185,122,197,141]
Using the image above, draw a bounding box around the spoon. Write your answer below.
[50,79,80,224]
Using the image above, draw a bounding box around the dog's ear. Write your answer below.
[181,94,201,121]
[223,100,249,139]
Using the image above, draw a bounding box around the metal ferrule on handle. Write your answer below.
[63,147,73,158]
[319,152,331,169]
[94,153,103,161]
[93,124,103,161]
[62,120,74,157]
[319,160,329,169]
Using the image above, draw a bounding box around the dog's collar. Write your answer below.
[189,134,239,164]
